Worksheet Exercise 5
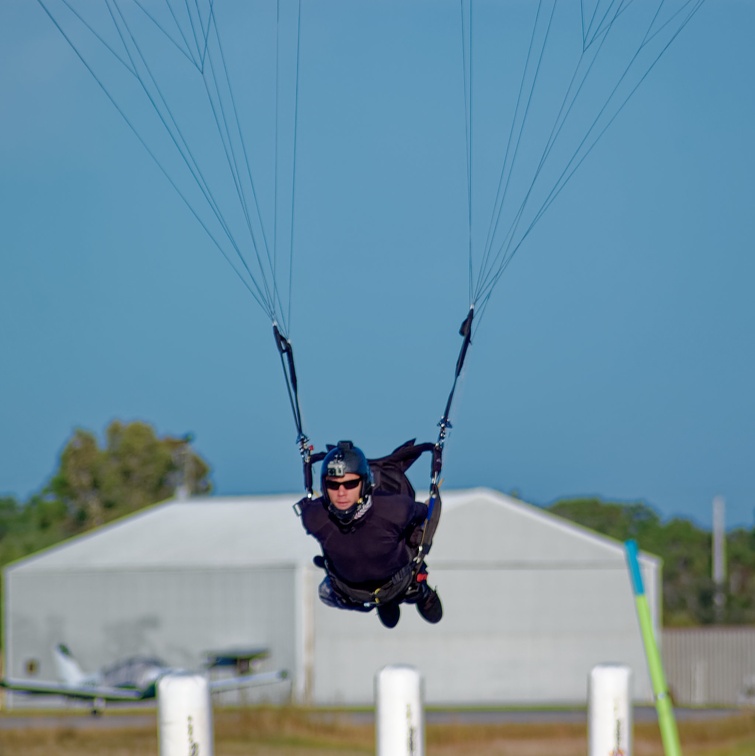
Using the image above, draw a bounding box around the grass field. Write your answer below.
[0,707,753,755]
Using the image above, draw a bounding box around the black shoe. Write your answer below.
[377,602,401,629]
[416,583,443,624]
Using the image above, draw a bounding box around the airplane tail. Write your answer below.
[53,644,88,686]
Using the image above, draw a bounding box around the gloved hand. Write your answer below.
[407,525,424,548]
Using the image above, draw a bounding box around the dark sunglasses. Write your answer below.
[325,478,361,491]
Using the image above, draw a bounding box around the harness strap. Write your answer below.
[415,483,442,562]
[282,306,473,507]
[326,561,416,607]
[272,323,314,496]
[433,305,474,486]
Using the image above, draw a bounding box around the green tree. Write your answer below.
[725,527,755,624]
[546,497,755,627]
[547,497,661,542]
[0,422,211,646]
[49,428,106,528]
[0,496,26,565]
[656,518,714,627]
[47,420,211,532]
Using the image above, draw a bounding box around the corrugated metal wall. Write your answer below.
[663,627,755,706]
[311,564,656,705]
[4,567,296,709]
[3,491,665,708]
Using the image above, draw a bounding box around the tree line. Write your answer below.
[1,421,752,627]
[0,420,211,567]
[545,497,755,626]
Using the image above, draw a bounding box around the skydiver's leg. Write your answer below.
[317,576,372,613]
[400,564,443,623]
[414,582,443,623]
[401,562,429,603]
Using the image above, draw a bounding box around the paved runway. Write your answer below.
[354,706,743,725]
[0,706,742,731]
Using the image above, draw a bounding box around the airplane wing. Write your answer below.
[205,646,269,670]
[208,668,287,693]
[0,678,149,702]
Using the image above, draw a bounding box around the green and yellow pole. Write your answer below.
[625,539,682,756]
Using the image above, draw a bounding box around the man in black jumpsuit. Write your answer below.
[298,441,443,628]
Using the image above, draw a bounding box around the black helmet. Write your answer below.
[321,440,374,523]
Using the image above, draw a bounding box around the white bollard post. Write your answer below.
[375,664,424,756]
[588,663,632,756]
[158,672,214,756]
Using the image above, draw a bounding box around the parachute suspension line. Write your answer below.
[471,0,706,313]
[468,0,595,304]
[120,8,279,323]
[580,0,589,47]
[104,0,277,317]
[270,2,306,494]
[584,0,626,51]
[35,0,274,317]
[127,0,206,66]
[198,33,274,296]
[473,0,560,306]
[523,0,707,229]
[43,0,302,329]
[158,0,202,64]
[273,0,282,299]
[459,0,473,305]
[198,1,214,70]
[159,0,297,329]
[205,2,306,333]
[473,0,620,307]
[176,0,210,67]
[507,7,661,245]
[643,0,706,49]
[286,0,304,333]
[203,19,287,325]
[272,324,313,496]
[476,0,605,306]
[474,0,555,306]
[163,0,279,320]
[481,0,707,303]
[270,0,302,334]
[56,0,138,74]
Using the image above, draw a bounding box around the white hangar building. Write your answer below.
[4,489,660,707]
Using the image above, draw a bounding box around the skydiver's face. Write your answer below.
[325,474,362,510]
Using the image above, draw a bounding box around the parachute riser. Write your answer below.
[430,305,474,492]
[276,302,473,511]
[272,323,315,500]
[298,433,314,498]
[413,305,474,560]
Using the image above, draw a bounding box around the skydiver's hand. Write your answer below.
[407,525,424,548]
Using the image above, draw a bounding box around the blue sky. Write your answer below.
[2,1,753,529]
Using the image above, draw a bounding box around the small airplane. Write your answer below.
[1,643,287,712]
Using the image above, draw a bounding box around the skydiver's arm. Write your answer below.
[402,501,428,545]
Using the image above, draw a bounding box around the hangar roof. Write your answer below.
[7,489,658,573]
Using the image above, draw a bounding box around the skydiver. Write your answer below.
[298,441,443,629]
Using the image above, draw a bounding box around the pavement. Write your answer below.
[0,706,744,730]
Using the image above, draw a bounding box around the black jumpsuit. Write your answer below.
[299,491,427,609]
